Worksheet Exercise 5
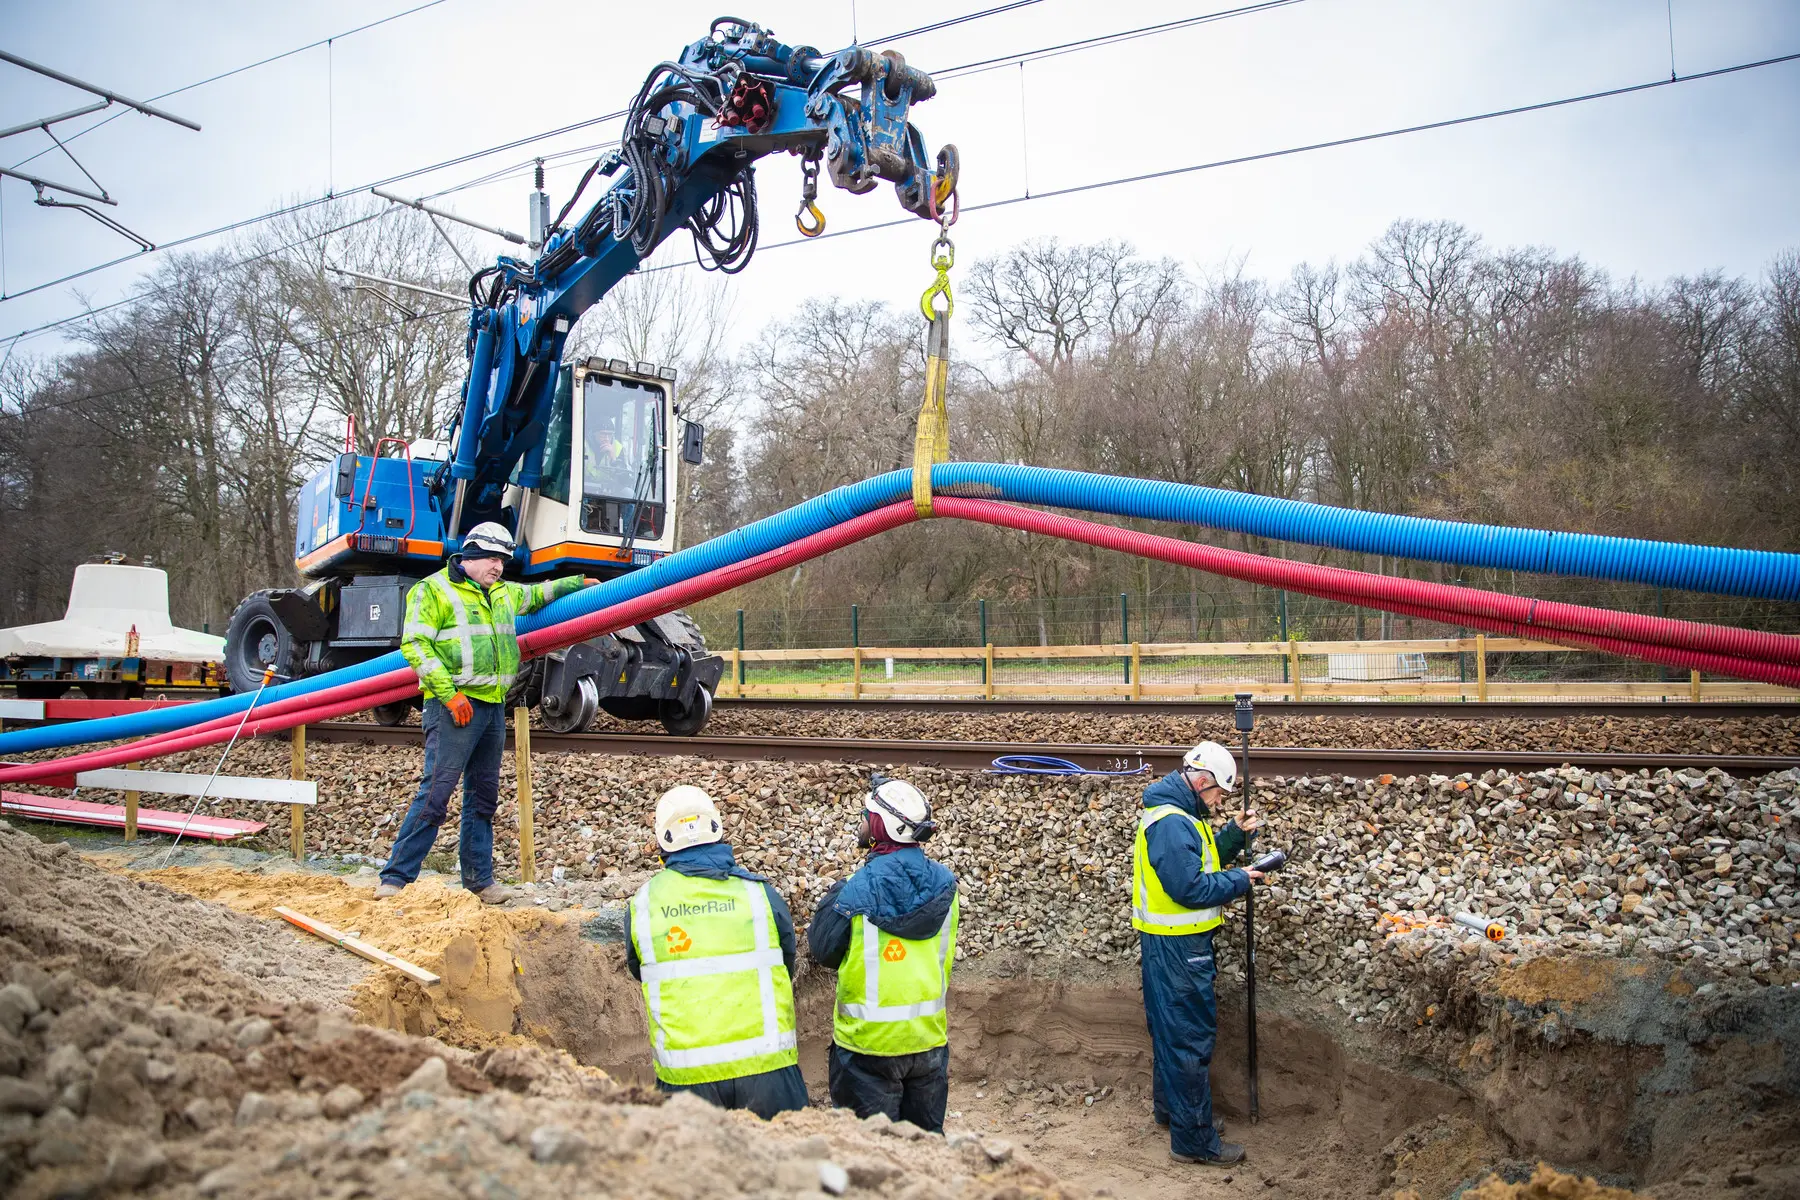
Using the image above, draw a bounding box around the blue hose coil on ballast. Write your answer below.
[7,461,1798,756]
[932,464,1800,601]
[989,755,1152,776]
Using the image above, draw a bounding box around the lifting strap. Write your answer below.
[913,219,955,517]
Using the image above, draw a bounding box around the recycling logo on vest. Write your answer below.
[882,939,907,962]
[666,926,693,954]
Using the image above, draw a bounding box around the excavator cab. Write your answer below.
[222,358,721,735]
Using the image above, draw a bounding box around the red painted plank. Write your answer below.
[1,764,75,788]
[0,791,266,840]
[43,698,206,719]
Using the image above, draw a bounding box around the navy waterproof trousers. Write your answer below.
[1140,928,1224,1159]
[380,698,505,892]
[658,1063,809,1120]
[828,1043,950,1132]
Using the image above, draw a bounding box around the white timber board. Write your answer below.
[74,769,315,806]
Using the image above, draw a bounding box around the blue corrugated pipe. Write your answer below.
[6,462,1796,756]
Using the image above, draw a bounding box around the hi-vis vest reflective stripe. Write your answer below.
[833,893,959,1057]
[400,570,581,704]
[629,871,798,1085]
[1131,805,1225,935]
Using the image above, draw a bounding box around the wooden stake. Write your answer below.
[123,761,139,842]
[1476,634,1488,702]
[727,647,740,697]
[983,643,995,701]
[1130,642,1142,701]
[274,906,440,985]
[514,707,535,884]
[852,647,864,700]
[289,724,306,860]
[1690,669,1702,703]
[1287,638,1303,700]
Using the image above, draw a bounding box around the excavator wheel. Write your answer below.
[539,675,598,734]
[659,684,712,737]
[222,592,304,695]
[372,701,413,727]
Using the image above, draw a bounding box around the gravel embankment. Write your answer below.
[85,739,1800,1027]
[696,707,1800,755]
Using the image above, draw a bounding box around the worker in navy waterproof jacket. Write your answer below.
[807,775,960,1133]
[376,522,592,905]
[625,785,808,1120]
[1135,740,1265,1168]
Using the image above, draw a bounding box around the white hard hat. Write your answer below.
[863,776,936,843]
[461,522,516,557]
[654,785,723,853]
[1181,741,1238,792]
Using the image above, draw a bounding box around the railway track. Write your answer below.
[304,721,1800,778]
[714,697,1800,719]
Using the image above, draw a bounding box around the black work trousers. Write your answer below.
[657,1063,808,1120]
[827,1043,950,1133]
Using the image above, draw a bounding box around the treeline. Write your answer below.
[3,215,1796,643]
[694,221,1800,642]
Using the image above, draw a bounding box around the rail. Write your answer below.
[713,636,1800,704]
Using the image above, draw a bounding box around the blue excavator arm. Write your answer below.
[441,17,956,537]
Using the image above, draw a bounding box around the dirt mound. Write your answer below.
[1426,1162,1643,1198]
[0,817,1079,1199]
[132,866,549,1047]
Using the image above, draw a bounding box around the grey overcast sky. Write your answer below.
[2,0,1797,358]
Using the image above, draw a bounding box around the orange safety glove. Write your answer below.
[445,692,474,726]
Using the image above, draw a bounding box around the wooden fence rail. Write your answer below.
[715,637,1800,704]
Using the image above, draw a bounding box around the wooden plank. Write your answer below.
[856,682,988,696]
[984,644,995,702]
[725,648,740,698]
[1691,670,1702,703]
[74,768,316,805]
[1130,643,1142,701]
[274,906,441,986]
[854,647,987,661]
[0,699,45,721]
[1476,634,1488,702]
[734,682,856,697]
[288,725,306,860]
[852,648,864,701]
[1287,639,1303,701]
[514,707,535,885]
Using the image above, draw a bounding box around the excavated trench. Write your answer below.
[354,916,1795,1199]
[120,863,1800,1197]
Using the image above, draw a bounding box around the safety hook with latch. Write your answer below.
[795,154,826,237]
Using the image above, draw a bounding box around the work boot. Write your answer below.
[474,884,513,906]
[373,883,403,899]
[1171,1142,1246,1167]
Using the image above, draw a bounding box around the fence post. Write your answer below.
[853,647,864,700]
[1476,634,1488,702]
[727,647,741,697]
[123,761,140,842]
[1120,593,1130,683]
[1278,590,1290,683]
[1690,669,1701,702]
[978,599,988,686]
[1130,642,1142,701]
[513,708,536,884]
[288,725,306,859]
[1286,637,1302,700]
[736,609,746,686]
[851,604,859,649]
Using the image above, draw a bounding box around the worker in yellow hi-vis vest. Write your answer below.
[1136,741,1265,1169]
[807,775,959,1133]
[626,785,807,1118]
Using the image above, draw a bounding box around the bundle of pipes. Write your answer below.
[5,464,1799,774]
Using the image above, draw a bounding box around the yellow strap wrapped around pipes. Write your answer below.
[912,313,951,517]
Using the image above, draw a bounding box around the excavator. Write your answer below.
[223,17,956,735]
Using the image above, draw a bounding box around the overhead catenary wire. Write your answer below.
[6,0,452,175]
[662,46,1800,264]
[0,0,1057,324]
